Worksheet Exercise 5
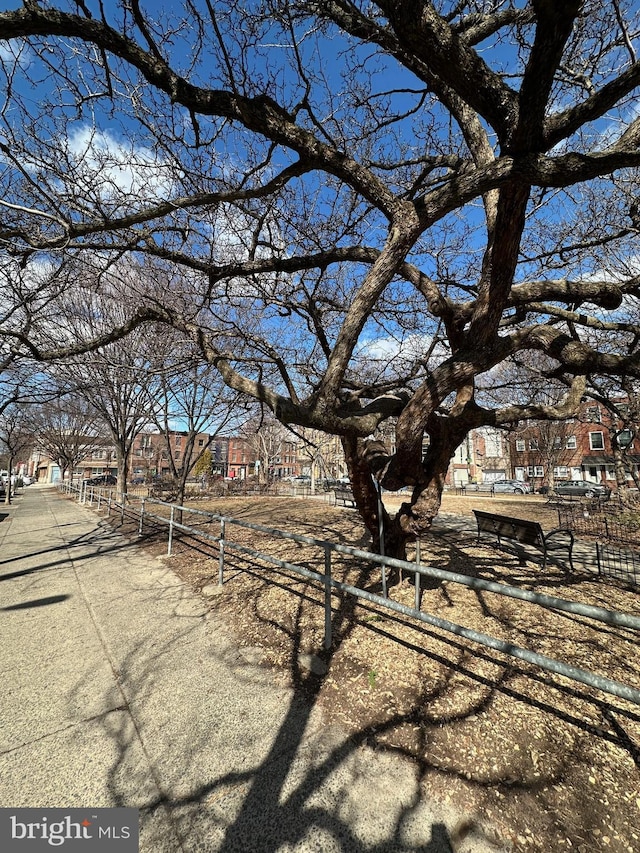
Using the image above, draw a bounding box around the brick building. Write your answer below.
[509,401,639,491]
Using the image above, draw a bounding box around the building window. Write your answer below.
[198,438,205,447]
[529,439,539,451]
[566,435,577,449]
[515,439,525,452]
[554,466,569,478]
[589,431,605,451]
[605,466,616,480]
[618,429,633,447]
[534,466,544,477]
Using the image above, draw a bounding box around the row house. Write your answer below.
[130,430,215,480]
[226,435,302,480]
[509,401,639,491]
[445,427,510,487]
[29,429,214,483]
[28,438,117,483]
[374,421,510,488]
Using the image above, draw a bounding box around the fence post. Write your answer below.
[139,498,145,535]
[374,479,388,598]
[415,539,422,611]
[324,545,332,649]
[168,505,175,555]
[218,518,225,586]
[596,542,602,576]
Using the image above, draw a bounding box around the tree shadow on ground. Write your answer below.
[70,494,640,851]
[63,533,503,852]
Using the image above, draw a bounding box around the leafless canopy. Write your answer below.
[1,1,640,550]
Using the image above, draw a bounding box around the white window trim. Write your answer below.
[589,431,605,451]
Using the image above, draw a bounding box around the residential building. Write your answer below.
[509,401,639,490]
[445,427,510,487]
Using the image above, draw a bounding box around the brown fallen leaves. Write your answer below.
[110,491,640,852]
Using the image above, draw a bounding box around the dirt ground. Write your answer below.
[109,491,640,852]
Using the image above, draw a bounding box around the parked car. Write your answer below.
[21,475,32,486]
[491,479,531,494]
[84,474,117,487]
[554,480,611,499]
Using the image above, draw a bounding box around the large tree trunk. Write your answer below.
[341,434,393,553]
[116,447,130,503]
[342,422,466,570]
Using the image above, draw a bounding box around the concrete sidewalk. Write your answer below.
[0,486,504,853]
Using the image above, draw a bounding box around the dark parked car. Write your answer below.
[84,474,117,487]
[490,479,531,494]
[554,480,611,499]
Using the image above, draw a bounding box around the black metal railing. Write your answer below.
[557,498,639,585]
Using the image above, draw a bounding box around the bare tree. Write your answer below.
[512,418,576,494]
[32,394,102,483]
[2,4,640,554]
[55,292,163,497]
[293,428,345,491]
[0,403,34,503]
[240,414,293,488]
[147,336,245,506]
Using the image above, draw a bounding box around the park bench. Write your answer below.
[459,483,495,495]
[473,509,574,573]
[334,486,357,508]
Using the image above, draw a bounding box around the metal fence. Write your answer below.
[58,482,640,708]
[557,501,639,547]
[596,542,640,586]
[557,499,640,585]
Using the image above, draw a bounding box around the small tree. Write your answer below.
[240,414,293,487]
[33,395,101,482]
[147,334,244,507]
[513,419,575,494]
[193,449,213,480]
[0,404,35,503]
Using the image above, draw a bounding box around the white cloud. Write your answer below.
[0,41,33,70]
[353,332,450,382]
[63,125,176,203]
